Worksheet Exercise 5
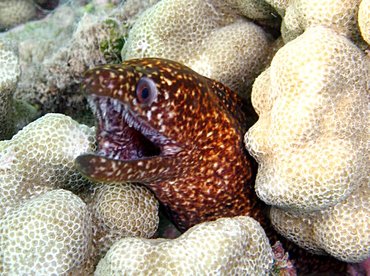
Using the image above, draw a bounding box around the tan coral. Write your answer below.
[0,189,92,274]
[244,26,369,212]
[0,113,95,218]
[95,216,273,275]
[84,183,159,259]
[359,0,370,45]
[270,183,370,263]
[0,0,36,30]
[121,0,273,96]
[281,0,363,44]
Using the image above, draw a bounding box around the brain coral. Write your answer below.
[121,0,273,96]
[270,183,370,263]
[0,0,37,31]
[359,0,370,45]
[244,26,369,212]
[83,183,159,258]
[281,0,363,45]
[0,189,92,274]
[0,113,95,218]
[95,216,273,275]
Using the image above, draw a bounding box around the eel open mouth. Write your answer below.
[87,95,181,162]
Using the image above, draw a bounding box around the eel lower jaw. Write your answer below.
[76,95,182,181]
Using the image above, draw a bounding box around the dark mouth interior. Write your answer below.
[89,96,161,161]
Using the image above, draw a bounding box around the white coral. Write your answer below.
[245,27,369,213]
[270,183,370,263]
[0,189,92,274]
[95,216,273,275]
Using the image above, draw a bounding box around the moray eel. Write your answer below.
[76,58,263,231]
[76,58,347,273]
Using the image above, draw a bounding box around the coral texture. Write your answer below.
[95,216,274,275]
[0,189,92,274]
[84,183,159,259]
[0,40,20,139]
[121,0,273,96]
[0,113,160,272]
[0,0,37,31]
[270,183,370,263]
[281,0,363,45]
[0,113,95,218]
[245,26,369,213]
[359,0,370,45]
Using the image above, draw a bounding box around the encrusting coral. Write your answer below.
[359,0,370,45]
[121,0,273,96]
[0,189,92,274]
[270,183,370,263]
[245,26,369,213]
[280,0,364,46]
[95,216,274,275]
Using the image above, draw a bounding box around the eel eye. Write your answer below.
[136,77,157,105]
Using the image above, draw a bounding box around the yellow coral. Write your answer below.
[95,216,273,275]
[84,183,159,259]
[281,0,363,44]
[0,113,95,218]
[121,0,272,96]
[245,27,369,212]
[270,183,370,263]
[359,0,370,45]
[0,189,92,274]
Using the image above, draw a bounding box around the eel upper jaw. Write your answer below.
[85,94,183,163]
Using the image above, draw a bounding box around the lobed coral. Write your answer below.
[83,183,159,259]
[121,0,273,96]
[359,0,370,45]
[0,113,160,272]
[245,26,369,213]
[0,189,92,274]
[0,113,94,218]
[95,216,273,275]
[270,183,370,263]
[280,0,364,46]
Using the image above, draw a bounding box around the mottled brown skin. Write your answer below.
[76,58,262,231]
[76,58,346,274]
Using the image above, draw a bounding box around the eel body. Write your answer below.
[75,58,263,231]
[75,58,346,273]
